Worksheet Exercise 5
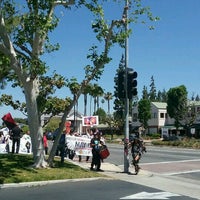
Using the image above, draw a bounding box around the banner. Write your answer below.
[66,135,92,157]
[0,134,32,154]
[0,134,91,156]
[82,116,99,126]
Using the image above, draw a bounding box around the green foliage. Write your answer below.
[0,0,159,167]
[167,85,188,128]
[93,107,107,124]
[145,133,160,139]
[152,138,200,149]
[44,117,61,132]
[138,99,151,129]
[0,154,102,184]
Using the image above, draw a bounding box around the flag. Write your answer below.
[2,113,17,130]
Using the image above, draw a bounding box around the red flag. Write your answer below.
[2,113,17,130]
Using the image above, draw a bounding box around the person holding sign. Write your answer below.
[90,129,104,172]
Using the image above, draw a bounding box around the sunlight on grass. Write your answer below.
[0,154,103,184]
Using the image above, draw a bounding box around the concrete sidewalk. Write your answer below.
[70,158,200,200]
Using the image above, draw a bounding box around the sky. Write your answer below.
[1,0,200,120]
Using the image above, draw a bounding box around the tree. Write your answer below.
[82,83,93,116]
[68,78,81,131]
[104,91,113,114]
[157,88,167,102]
[138,99,151,131]
[91,83,104,113]
[167,85,188,131]
[149,76,157,101]
[93,107,106,124]
[195,95,200,101]
[0,0,158,168]
[101,98,105,109]
[142,86,149,99]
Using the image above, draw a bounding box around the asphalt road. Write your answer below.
[106,143,200,181]
[1,142,199,200]
[0,179,196,200]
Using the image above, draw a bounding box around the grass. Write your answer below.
[0,154,103,184]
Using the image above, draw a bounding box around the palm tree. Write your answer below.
[104,92,113,114]
[82,83,92,116]
[101,98,105,109]
[68,78,80,131]
[91,83,104,114]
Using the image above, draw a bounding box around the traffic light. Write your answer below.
[115,70,125,99]
[127,69,138,99]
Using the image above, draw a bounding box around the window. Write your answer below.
[160,113,165,118]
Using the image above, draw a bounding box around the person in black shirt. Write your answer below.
[90,130,103,171]
[58,132,66,163]
[11,126,22,154]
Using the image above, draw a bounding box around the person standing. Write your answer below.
[129,133,146,175]
[11,125,22,154]
[0,131,4,143]
[57,131,66,163]
[43,132,48,155]
[90,130,103,171]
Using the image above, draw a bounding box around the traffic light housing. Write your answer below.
[115,70,125,99]
[127,70,138,99]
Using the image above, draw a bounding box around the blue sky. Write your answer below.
[1,0,200,120]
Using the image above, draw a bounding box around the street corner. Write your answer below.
[100,162,122,173]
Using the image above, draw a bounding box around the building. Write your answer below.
[132,101,200,137]
[133,102,173,134]
[41,110,84,133]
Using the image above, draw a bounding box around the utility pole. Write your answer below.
[123,0,130,173]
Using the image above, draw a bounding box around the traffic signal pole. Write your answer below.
[124,0,130,173]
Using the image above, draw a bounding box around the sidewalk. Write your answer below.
[70,158,200,200]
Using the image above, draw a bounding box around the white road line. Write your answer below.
[140,159,200,165]
[162,169,200,176]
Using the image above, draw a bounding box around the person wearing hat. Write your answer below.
[129,132,146,174]
[90,129,103,171]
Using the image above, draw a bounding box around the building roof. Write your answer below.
[188,100,200,106]
[151,102,167,109]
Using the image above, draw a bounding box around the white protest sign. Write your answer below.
[66,135,92,157]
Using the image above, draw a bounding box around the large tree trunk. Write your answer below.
[23,79,47,168]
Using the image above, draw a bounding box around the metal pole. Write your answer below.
[124,0,129,173]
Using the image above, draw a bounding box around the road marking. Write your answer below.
[120,191,181,199]
[140,159,200,165]
[163,169,200,176]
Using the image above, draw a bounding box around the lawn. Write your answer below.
[0,154,103,184]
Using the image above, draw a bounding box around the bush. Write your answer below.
[144,133,160,139]
[152,137,200,149]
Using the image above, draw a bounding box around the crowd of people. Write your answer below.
[1,122,146,174]
[53,127,107,172]
[0,125,24,154]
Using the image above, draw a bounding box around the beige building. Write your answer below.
[133,102,174,134]
[132,101,200,136]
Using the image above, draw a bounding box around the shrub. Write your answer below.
[152,137,200,149]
